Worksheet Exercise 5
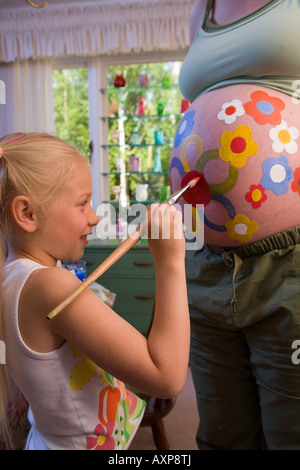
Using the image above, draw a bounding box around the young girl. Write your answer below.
[0,132,189,450]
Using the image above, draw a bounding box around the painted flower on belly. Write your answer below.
[269,120,299,154]
[174,110,195,148]
[244,90,285,125]
[217,99,245,124]
[291,167,300,195]
[225,214,259,243]
[219,125,258,168]
[245,184,267,209]
[261,155,293,195]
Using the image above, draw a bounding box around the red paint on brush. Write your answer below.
[188,175,201,188]
[181,170,212,206]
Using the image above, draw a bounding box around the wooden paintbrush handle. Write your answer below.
[47,230,141,320]
[47,177,200,321]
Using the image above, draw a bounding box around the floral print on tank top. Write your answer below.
[69,345,145,450]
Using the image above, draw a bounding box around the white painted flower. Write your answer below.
[217,99,245,124]
[269,120,299,154]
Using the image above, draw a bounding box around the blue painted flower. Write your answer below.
[261,155,293,195]
[174,110,195,148]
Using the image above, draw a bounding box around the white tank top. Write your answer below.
[2,258,145,450]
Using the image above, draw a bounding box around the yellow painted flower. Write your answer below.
[225,214,259,243]
[220,125,258,168]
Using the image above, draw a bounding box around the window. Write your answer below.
[52,67,90,158]
[102,61,183,204]
[52,53,185,210]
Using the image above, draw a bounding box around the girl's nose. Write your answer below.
[89,205,100,227]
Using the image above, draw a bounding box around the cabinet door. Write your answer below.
[82,245,156,335]
[98,277,155,336]
[84,249,155,278]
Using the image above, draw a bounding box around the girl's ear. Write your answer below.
[10,196,38,233]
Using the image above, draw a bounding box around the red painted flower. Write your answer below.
[291,167,300,195]
[245,184,267,209]
[244,90,285,125]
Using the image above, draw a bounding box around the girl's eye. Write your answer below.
[81,200,88,207]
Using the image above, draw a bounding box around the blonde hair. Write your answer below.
[0,132,88,448]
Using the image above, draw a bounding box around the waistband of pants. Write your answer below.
[206,226,300,258]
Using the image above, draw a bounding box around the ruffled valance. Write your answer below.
[0,0,192,63]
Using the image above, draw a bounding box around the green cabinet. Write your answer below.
[82,240,155,335]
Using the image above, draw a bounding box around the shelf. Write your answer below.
[101,143,173,148]
[100,84,179,93]
[100,66,179,210]
[100,113,183,121]
[102,171,168,176]
[103,199,162,205]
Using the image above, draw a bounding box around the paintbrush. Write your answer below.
[47,175,201,320]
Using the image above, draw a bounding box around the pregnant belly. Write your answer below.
[170,84,300,246]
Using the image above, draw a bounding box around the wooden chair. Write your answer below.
[140,396,177,450]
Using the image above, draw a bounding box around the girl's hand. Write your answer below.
[142,203,185,264]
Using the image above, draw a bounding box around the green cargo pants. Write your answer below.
[186,227,300,450]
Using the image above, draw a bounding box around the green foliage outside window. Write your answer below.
[53,67,90,158]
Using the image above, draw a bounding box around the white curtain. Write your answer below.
[0,59,54,138]
[0,0,192,63]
